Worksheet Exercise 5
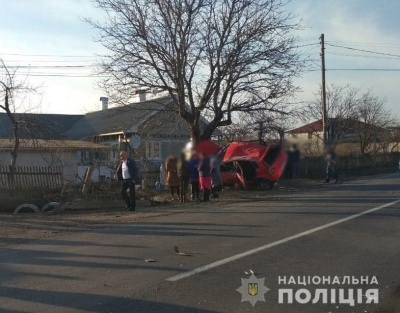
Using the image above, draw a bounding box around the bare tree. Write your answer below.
[301,84,360,143]
[0,59,40,169]
[221,113,256,144]
[88,0,302,145]
[302,84,397,155]
[355,90,396,155]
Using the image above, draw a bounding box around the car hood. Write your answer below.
[222,142,267,163]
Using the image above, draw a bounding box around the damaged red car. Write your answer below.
[219,141,287,190]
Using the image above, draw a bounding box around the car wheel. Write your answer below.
[259,179,274,190]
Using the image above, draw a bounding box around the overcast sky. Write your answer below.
[0,0,399,116]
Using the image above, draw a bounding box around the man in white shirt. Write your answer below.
[117,151,137,211]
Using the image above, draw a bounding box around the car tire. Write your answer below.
[259,179,274,190]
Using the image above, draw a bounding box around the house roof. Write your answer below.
[64,96,173,140]
[1,96,223,142]
[288,120,324,134]
[0,113,83,139]
[0,139,107,151]
[288,118,383,134]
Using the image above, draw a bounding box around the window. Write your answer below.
[308,132,312,140]
[79,151,94,164]
[146,141,161,158]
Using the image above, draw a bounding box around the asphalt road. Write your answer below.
[0,173,399,313]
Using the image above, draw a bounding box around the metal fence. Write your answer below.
[297,153,400,179]
[0,166,63,196]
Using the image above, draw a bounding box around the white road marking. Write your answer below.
[166,199,400,282]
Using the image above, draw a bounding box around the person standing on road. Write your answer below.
[198,151,212,202]
[291,144,301,179]
[325,146,339,184]
[165,154,180,200]
[210,155,222,198]
[188,153,200,201]
[178,152,190,203]
[117,151,137,211]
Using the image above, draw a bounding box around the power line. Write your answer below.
[303,68,400,73]
[295,43,319,48]
[14,74,103,77]
[4,69,399,78]
[4,65,96,69]
[326,68,400,72]
[0,71,104,77]
[325,43,400,58]
[326,41,400,48]
[326,52,400,60]
[3,60,97,63]
[0,53,96,58]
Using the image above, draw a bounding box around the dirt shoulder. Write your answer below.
[0,177,330,248]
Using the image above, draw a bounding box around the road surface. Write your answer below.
[0,173,399,313]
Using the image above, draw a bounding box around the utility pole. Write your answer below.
[320,34,327,145]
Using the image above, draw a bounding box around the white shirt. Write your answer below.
[122,160,131,180]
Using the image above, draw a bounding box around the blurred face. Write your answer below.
[120,151,128,161]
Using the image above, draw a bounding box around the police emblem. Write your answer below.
[248,283,258,296]
[237,273,270,307]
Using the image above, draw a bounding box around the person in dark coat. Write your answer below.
[285,146,293,178]
[325,146,339,183]
[178,152,190,203]
[165,154,180,200]
[210,155,222,198]
[188,153,200,201]
[291,144,301,179]
[116,151,137,211]
[198,151,211,202]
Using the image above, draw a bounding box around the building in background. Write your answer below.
[0,139,107,182]
[287,118,398,156]
[0,96,223,181]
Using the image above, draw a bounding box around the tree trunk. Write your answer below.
[3,89,19,195]
[191,124,201,147]
[10,122,19,168]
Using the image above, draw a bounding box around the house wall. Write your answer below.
[287,132,324,156]
[94,135,188,162]
[133,138,187,161]
[0,151,78,183]
[160,139,187,159]
[287,132,400,156]
[137,109,190,160]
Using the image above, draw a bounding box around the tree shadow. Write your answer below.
[0,286,220,313]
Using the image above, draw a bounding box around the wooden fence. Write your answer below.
[142,170,161,189]
[0,166,63,196]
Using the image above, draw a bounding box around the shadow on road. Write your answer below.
[0,286,219,313]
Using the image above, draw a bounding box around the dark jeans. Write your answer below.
[190,180,200,200]
[292,160,299,178]
[121,180,136,209]
[179,179,189,203]
[212,185,222,198]
[326,163,338,181]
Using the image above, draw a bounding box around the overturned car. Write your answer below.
[218,142,287,190]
